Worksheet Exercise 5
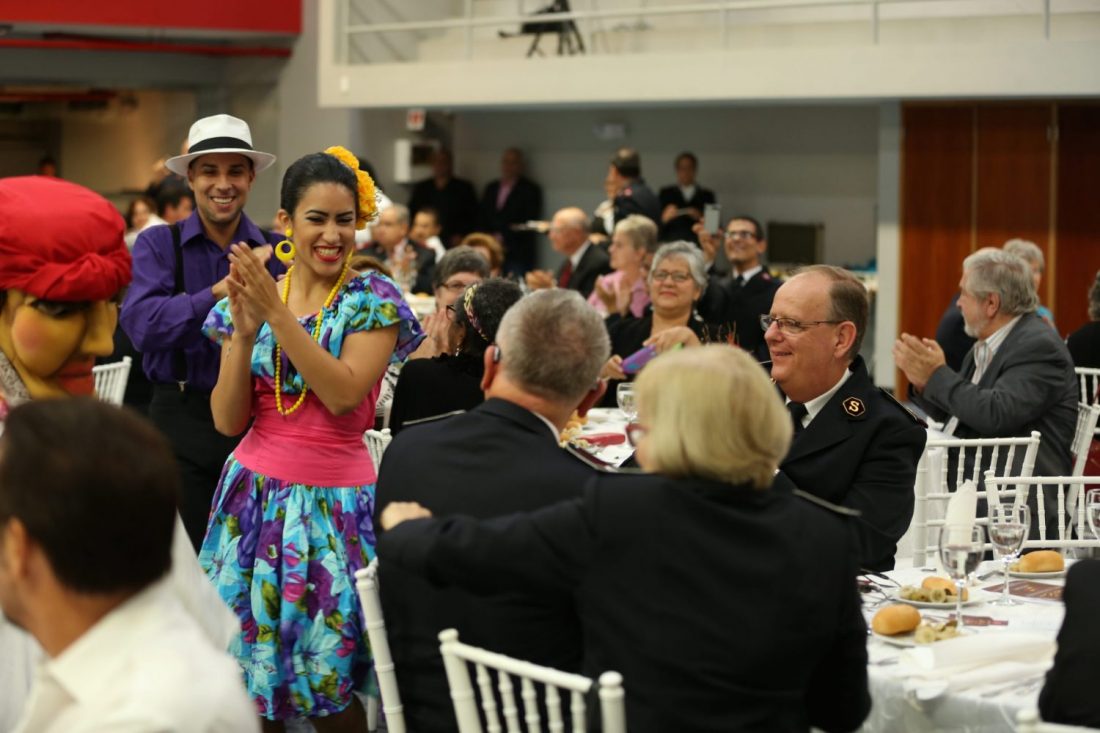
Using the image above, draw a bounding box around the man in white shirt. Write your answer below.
[0,398,256,733]
[408,206,448,263]
[767,265,926,571]
[896,248,1077,491]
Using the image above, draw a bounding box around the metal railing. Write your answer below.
[338,0,1073,64]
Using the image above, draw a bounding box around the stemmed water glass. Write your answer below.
[938,524,985,632]
[989,503,1031,607]
[1086,489,1100,540]
[617,383,637,421]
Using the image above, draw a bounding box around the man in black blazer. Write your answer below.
[408,148,478,248]
[524,207,611,299]
[769,266,926,571]
[365,203,436,294]
[478,148,543,276]
[1039,560,1100,727]
[897,249,1077,516]
[607,147,660,226]
[374,290,610,732]
[698,215,781,360]
[658,151,716,243]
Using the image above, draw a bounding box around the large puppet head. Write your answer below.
[0,177,131,399]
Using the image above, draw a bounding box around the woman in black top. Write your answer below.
[598,241,715,406]
[389,278,522,433]
[1067,270,1100,371]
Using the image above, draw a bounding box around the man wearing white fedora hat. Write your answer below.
[121,113,285,552]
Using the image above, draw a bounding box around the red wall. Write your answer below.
[0,0,300,35]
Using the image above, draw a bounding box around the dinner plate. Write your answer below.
[1007,568,1066,579]
[892,588,994,608]
[872,630,917,647]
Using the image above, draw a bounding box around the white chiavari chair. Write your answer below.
[438,628,625,733]
[354,559,405,733]
[363,428,393,473]
[985,472,1100,550]
[910,431,1041,566]
[1071,402,1100,477]
[92,355,131,406]
[1074,366,1100,406]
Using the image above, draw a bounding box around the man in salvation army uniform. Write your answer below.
[766,265,925,572]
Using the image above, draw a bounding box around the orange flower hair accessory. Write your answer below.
[324,145,379,230]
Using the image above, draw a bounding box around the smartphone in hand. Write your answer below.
[621,345,658,375]
[703,203,721,233]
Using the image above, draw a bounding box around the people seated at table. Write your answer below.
[598,241,714,407]
[658,151,716,244]
[1,398,257,733]
[1066,270,1100,370]
[896,249,1077,520]
[697,214,781,360]
[771,265,925,572]
[1038,559,1100,728]
[389,278,523,434]
[364,203,437,294]
[408,246,491,362]
[460,231,505,278]
[374,289,609,731]
[588,214,657,318]
[408,206,448,262]
[524,206,612,299]
[378,345,871,733]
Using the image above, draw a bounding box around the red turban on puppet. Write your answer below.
[0,176,131,301]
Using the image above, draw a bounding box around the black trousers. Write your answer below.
[149,385,240,552]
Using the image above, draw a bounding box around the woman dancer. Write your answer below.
[201,147,422,731]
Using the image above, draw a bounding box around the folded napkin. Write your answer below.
[902,632,1054,671]
[944,480,978,540]
[902,660,1051,700]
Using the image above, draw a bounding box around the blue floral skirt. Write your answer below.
[199,454,376,720]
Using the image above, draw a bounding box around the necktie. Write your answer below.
[558,260,573,288]
[733,274,745,288]
[787,401,808,435]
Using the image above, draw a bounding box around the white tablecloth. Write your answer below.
[862,564,1065,732]
[576,407,635,467]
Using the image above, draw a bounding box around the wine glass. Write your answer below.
[938,524,985,632]
[988,503,1031,607]
[1086,489,1100,540]
[616,383,637,421]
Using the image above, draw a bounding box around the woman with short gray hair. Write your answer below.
[597,241,717,406]
[1003,238,1055,326]
[588,214,658,318]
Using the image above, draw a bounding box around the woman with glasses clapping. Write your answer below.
[597,240,717,405]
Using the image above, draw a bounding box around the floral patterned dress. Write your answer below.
[199,271,422,721]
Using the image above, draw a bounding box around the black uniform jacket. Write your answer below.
[374,398,596,732]
[777,356,926,572]
[378,471,871,733]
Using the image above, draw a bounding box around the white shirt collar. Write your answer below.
[679,184,696,201]
[530,409,562,442]
[787,367,854,428]
[733,265,763,281]
[569,241,591,269]
[978,314,1021,360]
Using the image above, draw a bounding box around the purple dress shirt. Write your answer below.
[120,211,283,392]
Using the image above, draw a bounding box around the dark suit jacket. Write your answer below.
[388,353,485,435]
[479,176,543,271]
[914,312,1078,479]
[612,177,661,226]
[374,399,594,732]
[408,176,479,247]
[362,240,436,295]
[379,473,871,733]
[657,184,716,242]
[1067,320,1100,370]
[1039,560,1100,728]
[554,242,612,299]
[697,269,781,361]
[779,357,926,572]
[934,293,976,373]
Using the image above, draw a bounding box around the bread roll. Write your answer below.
[871,604,921,636]
[1017,550,1064,573]
[921,576,968,601]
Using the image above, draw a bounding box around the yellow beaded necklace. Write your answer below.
[273,253,354,416]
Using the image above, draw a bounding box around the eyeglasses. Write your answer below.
[625,422,646,447]
[724,230,757,241]
[651,270,692,284]
[440,280,477,293]
[445,304,457,316]
[759,315,844,334]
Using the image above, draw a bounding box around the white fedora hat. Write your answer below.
[165,114,276,176]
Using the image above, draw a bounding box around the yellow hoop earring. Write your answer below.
[275,227,295,265]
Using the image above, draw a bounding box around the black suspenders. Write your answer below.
[170,223,188,387]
